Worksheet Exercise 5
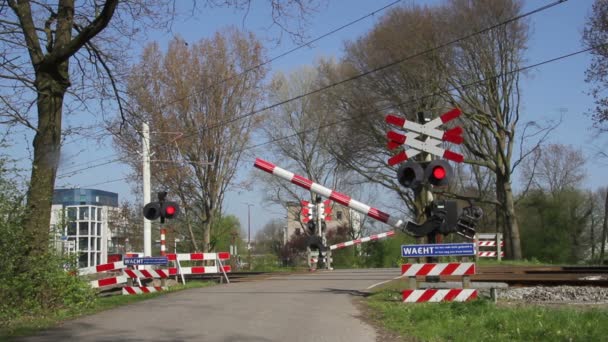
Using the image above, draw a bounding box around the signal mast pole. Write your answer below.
[142,122,152,257]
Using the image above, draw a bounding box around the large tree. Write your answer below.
[114,31,266,252]
[583,0,608,131]
[0,0,321,255]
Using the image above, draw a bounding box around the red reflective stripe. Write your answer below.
[402,289,414,301]
[221,265,232,272]
[439,263,460,275]
[166,254,177,261]
[291,175,313,189]
[98,277,119,287]
[191,267,206,274]
[401,264,412,275]
[387,131,406,144]
[387,231,396,237]
[124,287,137,295]
[387,141,401,150]
[254,158,275,173]
[465,264,476,275]
[417,289,437,302]
[443,289,461,301]
[168,268,178,275]
[417,264,435,276]
[218,252,230,260]
[443,150,464,163]
[386,114,406,127]
[189,253,204,260]
[96,263,116,272]
[440,108,461,123]
[368,208,390,223]
[329,191,351,207]
[388,151,408,166]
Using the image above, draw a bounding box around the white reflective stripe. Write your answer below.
[427,264,447,276]
[348,200,369,215]
[424,116,446,129]
[428,289,450,302]
[203,253,217,260]
[311,183,332,197]
[454,289,476,302]
[403,290,425,303]
[455,263,475,275]
[403,136,445,158]
[273,167,294,182]
[402,264,425,276]
[403,121,444,139]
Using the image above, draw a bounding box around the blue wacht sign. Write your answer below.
[123,257,169,266]
[401,243,475,257]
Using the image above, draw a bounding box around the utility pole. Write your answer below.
[244,203,254,270]
[142,122,152,257]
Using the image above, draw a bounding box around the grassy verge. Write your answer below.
[365,290,608,341]
[0,281,214,339]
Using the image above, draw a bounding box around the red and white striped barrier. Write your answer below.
[78,261,125,276]
[401,263,476,277]
[254,158,405,230]
[122,286,167,295]
[402,289,477,303]
[478,251,504,257]
[477,241,504,247]
[330,231,396,250]
[124,269,171,279]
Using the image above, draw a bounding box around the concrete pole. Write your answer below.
[142,122,152,257]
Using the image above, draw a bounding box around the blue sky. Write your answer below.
[10,0,605,237]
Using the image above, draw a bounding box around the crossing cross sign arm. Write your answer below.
[385,108,465,164]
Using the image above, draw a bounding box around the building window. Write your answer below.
[79,222,89,235]
[79,207,89,220]
[67,207,76,220]
[337,211,343,220]
[67,222,76,235]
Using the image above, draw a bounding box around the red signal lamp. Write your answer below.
[165,205,176,216]
[432,166,446,180]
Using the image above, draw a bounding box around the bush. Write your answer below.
[0,167,96,329]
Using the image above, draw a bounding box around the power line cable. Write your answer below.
[57,0,569,178]
[62,43,603,183]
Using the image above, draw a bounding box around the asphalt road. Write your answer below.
[18,268,402,342]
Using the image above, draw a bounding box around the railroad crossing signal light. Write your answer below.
[161,201,179,219]
[424,160,452,187]
[396,160,453,189]
[143,202,161,220]
[143,193,180,221]
[397,160,424,189]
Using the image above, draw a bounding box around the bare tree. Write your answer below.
[582,0,608,132]
[0,0,322,255]
[316,5,447,223]
[257,66,358,233]
[114,31,266,252]
[520,143,586,196]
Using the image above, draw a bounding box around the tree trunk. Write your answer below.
[23,70,68,255]
[497,177,522,259]
[600,191,608,264]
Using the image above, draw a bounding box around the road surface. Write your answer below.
[19,268,402,342]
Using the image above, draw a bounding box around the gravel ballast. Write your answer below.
[498,286,608,303]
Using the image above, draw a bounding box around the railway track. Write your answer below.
[444,265,608,287]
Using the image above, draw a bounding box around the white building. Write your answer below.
[284,200,361,244]
[50,188,119,268]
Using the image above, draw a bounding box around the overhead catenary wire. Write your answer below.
[63,43,604,186]
[59,0,569,180]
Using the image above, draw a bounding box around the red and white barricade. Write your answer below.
[122,286,167,295]
[78,261,128,289]
[401,263,477,303]
[475,233,504,260]
[166,252,231,284]
[403,289,477,303]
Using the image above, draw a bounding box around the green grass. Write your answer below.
[0,281,214,340]
[365,290,608,342]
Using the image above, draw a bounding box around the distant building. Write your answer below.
[284,200,361,244]
[50,188,119,268]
